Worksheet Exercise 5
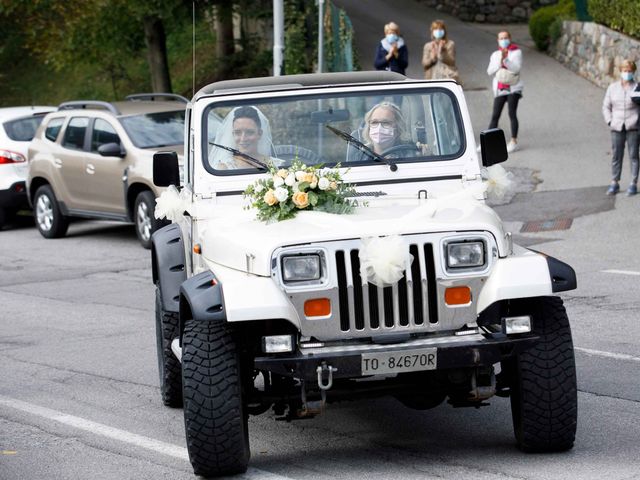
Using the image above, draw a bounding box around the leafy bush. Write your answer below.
[529,0,576,51]
[589,0,640,38]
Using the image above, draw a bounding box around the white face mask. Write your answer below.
[622,71,635,81]
[369,124,395,145]
[433,29,445,39]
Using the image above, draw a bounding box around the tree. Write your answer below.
[0,0,186,95]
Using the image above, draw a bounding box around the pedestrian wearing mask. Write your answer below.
[422,20,459,82]
[602,59,640,196]
[374,22,408,75]
[485,30,523,153]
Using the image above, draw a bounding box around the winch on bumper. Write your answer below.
[254,330,538,384]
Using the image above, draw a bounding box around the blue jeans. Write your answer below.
[611,128,639,184]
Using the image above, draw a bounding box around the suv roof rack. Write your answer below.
[125,93,189,103]
[57,101,120,115]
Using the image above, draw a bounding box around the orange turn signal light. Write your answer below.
[193,244,201,254]
[445,286,472,305]
[304,298,331,317]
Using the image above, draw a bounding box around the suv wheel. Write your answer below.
[34,185,69,238]
[134,191,161,249]
[507,296,577,452]
[181,320,250,477]
[155,287,182,407]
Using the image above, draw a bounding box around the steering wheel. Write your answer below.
[379,143,419,158]
[273,145,321,163]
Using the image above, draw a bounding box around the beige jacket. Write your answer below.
[602,80,640,132]
[422,39,458,80]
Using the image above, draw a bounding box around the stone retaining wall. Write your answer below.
[418,0,557,23]
[551,21,640,89]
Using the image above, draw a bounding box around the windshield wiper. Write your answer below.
[209,142,269,171]
[325,125,398,172]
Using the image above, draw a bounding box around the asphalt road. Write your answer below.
[2,1,640,479]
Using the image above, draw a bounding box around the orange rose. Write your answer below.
[329,181,337,190]
[301,172,315,184]
[263,189,278,206]
[292,191,310,209]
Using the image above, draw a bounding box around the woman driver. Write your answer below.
[362,101,407,155]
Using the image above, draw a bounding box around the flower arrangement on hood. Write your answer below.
[244,160,358,222]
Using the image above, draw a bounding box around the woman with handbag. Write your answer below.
[486,30,523,153]
[422,20,459,82]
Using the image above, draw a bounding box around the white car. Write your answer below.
[0,106,55,228]
[151,72,578,477]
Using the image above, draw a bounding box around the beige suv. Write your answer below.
[28,94,185,248]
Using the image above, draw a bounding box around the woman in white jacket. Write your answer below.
[486,31,523,153]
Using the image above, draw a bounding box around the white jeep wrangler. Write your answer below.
[151,71,577,477]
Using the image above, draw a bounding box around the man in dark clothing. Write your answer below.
[374,21,408,75]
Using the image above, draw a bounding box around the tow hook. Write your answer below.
[316,363,337,391]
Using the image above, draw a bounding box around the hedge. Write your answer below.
[589,0,640,39]
[529,0,576,51]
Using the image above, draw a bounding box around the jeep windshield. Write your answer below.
[119,110,185,148]
[203,87,465,174]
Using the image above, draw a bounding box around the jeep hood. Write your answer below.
[199,195,507,277]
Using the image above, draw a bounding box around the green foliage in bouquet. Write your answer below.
[244,160,358,222]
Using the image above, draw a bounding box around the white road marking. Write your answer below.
[0,395,293,480]
[575,347,640,363]
[601,269,640,276]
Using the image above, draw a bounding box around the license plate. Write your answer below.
[361,348,437,375]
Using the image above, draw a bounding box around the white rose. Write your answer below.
[318,177,330,190]
[254,184,265,193]
[295,170,306,181]
[273,175,285,187]
[274,187,289,203]
[285,173,296,186]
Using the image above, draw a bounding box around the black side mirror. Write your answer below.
[479,128,508,167]
[97,142,125,158]
[153,151,180,187]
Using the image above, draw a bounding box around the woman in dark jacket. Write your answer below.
[374,21,408,75]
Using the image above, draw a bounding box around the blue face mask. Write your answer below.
[386,34,398,44]
[499,39,510,49]
[622,71,635,81]
[433,29,445,39]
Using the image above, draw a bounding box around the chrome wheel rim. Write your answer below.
[136,201,152,242]
[36,194,54,232]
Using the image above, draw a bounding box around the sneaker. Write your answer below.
[626,184,637,196]
[606,183,620,195]
[506,140,519,153]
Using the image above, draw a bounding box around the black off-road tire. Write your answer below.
[0,207,6,229]
[508,296,577,452]
[155,287,182,407]
[33,185,69,238]
[181,320,250,477]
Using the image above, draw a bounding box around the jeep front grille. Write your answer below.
[335,243,439,332]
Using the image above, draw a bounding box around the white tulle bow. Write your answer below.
[154,185,191,222]
[359,235,413,288]
[482,164,515,202]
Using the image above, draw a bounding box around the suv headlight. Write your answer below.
[446,241,485,269]
[282,254,322,283]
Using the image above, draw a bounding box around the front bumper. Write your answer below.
[254,332,538,382]
[0,181,28,210]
